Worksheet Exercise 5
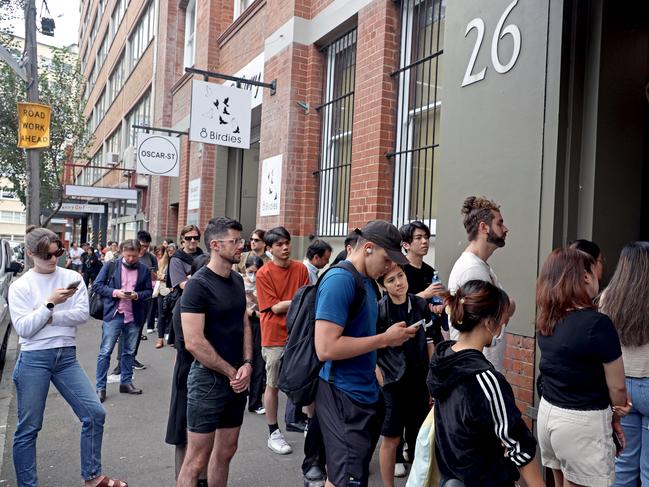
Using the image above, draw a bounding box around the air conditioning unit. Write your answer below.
[105,152,120,166]
[123,145,135,169]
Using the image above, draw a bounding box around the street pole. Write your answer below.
[24,0,40,227]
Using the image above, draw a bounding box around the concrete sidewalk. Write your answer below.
[0,319,409,486]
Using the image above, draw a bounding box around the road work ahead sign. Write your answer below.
[189,80,251,149]
[136,133,180,177]
[17,102,51,149]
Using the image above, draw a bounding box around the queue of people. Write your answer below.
[8,192,649,487]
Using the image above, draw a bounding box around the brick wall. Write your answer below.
[503,333,536,426]
[348,0,400,228]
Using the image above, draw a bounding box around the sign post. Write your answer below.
[136,133,180,177]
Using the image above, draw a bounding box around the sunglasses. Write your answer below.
[39,245,65,260]
[250,238,262,243]
[184,235,200,241]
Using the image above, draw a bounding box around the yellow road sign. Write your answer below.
[17,102,51,149]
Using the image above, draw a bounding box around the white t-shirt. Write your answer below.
[69,247,83,265]
[447,251,505,372]
[8,267,89,351]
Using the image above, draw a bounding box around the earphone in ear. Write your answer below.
[366,248,373,255]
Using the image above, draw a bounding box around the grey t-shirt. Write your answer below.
[139,251,158,272]
[169,256,192,288]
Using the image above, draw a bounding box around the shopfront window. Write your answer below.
[391,0,445,232]
[316,29,357,237]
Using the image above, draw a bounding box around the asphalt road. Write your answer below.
[0,319,409,486]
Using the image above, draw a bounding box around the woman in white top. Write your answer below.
[9,226,127,487]
[600,241,649,486]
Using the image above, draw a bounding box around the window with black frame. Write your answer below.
[390,0,445,233]
[316,29,357,237]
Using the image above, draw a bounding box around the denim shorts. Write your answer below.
[186,362,247,433]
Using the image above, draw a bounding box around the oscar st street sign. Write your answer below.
[136,133,180,177]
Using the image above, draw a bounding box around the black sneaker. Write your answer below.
[111,366,121,376]
[133,360,146,370]
[304,465,325,487]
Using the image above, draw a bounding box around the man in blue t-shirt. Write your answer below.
[314,220,417,487]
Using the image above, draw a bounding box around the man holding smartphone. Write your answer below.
[93,239,153,402]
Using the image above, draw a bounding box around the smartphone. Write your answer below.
[409,319,426,330]
[613,431,623,455]
[66,280,81,290]
[123,291,133,296]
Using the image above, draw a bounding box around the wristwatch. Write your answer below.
[45,302,55,311]
[243,358,253,367]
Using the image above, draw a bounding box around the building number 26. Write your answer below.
[462,0,521,87]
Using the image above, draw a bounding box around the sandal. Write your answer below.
[95,475,128,487]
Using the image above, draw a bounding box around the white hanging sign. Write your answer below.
[189,80,252,149]
[226,53,265,109]
[187,178,201,210]
[136,133,180,177]
[259,155,282,217]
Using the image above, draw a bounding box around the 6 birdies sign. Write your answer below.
[189,80,252,149]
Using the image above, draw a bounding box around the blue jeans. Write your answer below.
[614,377,649,486]
[96,314,140,391]
[12,347,105,485]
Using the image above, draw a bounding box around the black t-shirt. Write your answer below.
[388,300,429,377]
[403,262,435,295]
[180,266,246,368]
[538,308,622,410]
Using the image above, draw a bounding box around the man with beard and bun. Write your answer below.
[447,196,515,373]
[177,217,252,487]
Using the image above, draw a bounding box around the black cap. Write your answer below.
[356,220,409,266]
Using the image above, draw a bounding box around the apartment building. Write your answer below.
[75,0,155,243]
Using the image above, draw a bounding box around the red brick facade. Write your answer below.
[141,0,539,419]
[504,334,536,427]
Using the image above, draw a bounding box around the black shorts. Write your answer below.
[315,378,383,487]
[381,378,429,438]
[186,362,247,433]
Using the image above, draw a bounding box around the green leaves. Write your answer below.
[0,37,92,216]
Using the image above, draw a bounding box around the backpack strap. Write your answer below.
[332,260,367,321]
[317,260,369,384]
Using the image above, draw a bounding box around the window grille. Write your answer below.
[315,29,357,237]
[389,0,445,233]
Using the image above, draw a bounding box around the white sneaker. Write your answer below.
[394,463,406,477]
[164,333,169,342]
[107,374,121,384]
[254,406,266,415]
[146,328,155,334]
[267,429,292,454]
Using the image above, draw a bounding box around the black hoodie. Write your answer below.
[428,341,536,487]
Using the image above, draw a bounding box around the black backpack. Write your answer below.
[278,260,367,406]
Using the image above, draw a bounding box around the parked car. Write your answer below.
[0,239,23,376]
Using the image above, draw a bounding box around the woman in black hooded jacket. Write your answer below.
[428,280,544,487]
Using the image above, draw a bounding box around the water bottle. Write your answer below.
[431,271,443,305]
